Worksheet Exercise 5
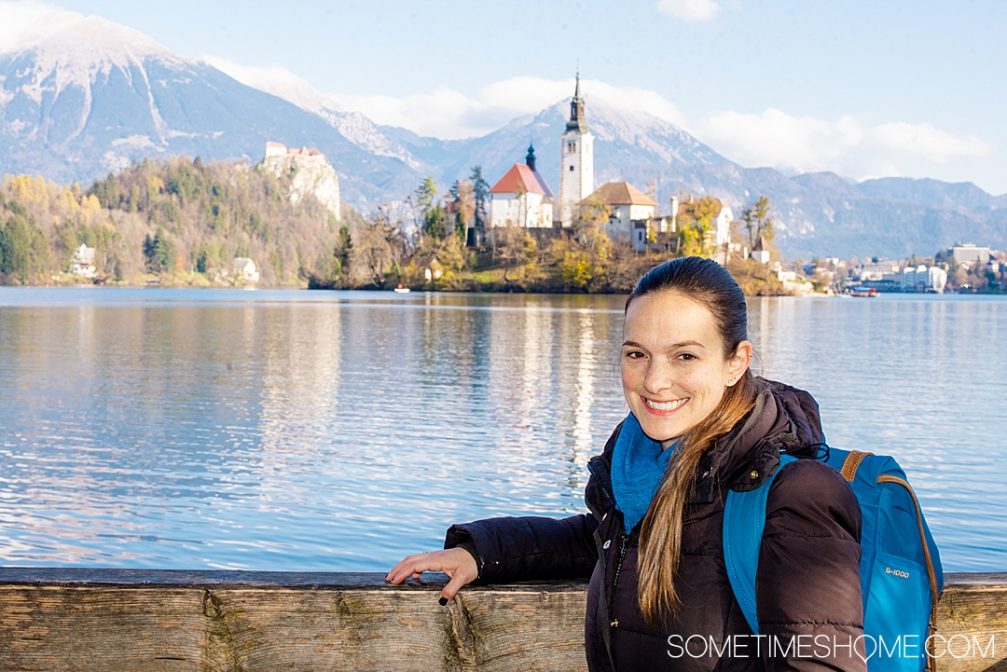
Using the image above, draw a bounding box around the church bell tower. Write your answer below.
[557,73,594,228]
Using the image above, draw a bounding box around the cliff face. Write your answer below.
[259,146,341,221]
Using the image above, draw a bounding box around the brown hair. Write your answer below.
[625,256,758,624]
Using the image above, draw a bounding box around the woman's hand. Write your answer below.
[385,547,479,603]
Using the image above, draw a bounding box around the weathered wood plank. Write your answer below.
[935,575,1007,672]
[0,570,1002,671]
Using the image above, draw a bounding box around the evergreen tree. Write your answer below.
[469,166,489,246]
[142,230,173,273]
[334,225,353,280]
[0,212,48,283]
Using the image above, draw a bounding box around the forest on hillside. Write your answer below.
[0,157,786,294]
[0,156,342,286]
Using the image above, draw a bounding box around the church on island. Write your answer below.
[486,74,733,255]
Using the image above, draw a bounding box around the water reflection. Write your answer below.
[0,289,1003,572]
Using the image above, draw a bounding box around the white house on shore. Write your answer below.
[488,145,554,229]
[232,258,260,284]
[70,244,96,278]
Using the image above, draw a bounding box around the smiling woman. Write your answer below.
[620,289,752,450]
[386,257,877,671]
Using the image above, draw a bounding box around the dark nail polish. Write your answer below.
[439,597,448,606]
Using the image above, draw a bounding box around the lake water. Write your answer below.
[0,288,1004,573]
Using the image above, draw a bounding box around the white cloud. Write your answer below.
[333,87,482,138]
[871,121,990,163]
[0,0,83,54]
[328,77,687,138]
[201,66,687,139]
[201,55,331,113]
[208,59,991,186]
[700,108,992,181]
[657,0,720,22]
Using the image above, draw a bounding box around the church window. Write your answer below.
[569,165,575,171]
[567,141,576,153]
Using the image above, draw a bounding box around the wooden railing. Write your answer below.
[1,569,1003,671]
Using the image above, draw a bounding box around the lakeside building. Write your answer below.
[487,145,554,229]
[557,74,594,228]
[950,243,991,268]
[589,181,657,251]
[772,263,814,295]
[714,207,734,250]
[750,236,771,264]
[858,264,947,293]
[70,244,96,279]
[856,259,901,281]
[894,265,948,293]
[708,206,736,264]
[232,258,260,284]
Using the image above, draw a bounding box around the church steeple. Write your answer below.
[557,71,594,228]
[566,72,587,133]
[525,142,537,172]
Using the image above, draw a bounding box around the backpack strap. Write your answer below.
[839,449,872,481]
[723,453,798,635]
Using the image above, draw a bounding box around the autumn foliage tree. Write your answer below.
[742,195,774,250]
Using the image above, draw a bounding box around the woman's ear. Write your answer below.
[727,340,753,386]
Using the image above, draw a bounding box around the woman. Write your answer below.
[387,257,864,671]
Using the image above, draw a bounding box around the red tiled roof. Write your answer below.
[589,181,657,207]
[490,164,549,196]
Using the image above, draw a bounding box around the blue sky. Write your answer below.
[3,0,1005,194]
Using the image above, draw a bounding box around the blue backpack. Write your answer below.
[723,448,943,672]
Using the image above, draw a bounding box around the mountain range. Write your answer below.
[1,14,1004,259]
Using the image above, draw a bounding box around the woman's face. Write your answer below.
[621,290,751,447]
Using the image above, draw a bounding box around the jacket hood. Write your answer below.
[707,376,826,493]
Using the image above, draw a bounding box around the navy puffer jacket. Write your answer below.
[445,379,865,671]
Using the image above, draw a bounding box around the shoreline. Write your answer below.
[3,282,1005,297]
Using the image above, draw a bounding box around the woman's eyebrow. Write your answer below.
[621,340,707,349]
[672,340,706,349]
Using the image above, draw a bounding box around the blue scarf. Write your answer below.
[611,412,679,534]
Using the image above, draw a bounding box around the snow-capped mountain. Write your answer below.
[0,15,419,205]
[2,13,1004,258]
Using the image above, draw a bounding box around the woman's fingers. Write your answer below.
[440,561,477,601]
[385,548,478,597]
[385,551,443,584]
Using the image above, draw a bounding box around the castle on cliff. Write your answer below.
[260,142,341,221]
